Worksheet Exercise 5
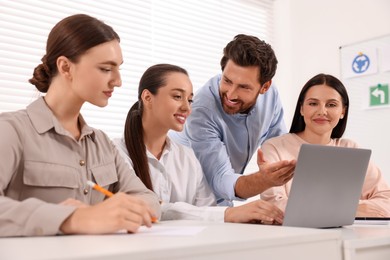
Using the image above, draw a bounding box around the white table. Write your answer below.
[0,220,342,260]
[342,224,390,260]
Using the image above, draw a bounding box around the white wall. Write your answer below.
[272,0,390,182]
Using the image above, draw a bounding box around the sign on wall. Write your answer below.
[341,36,390,110]
[341,47,378,79]
[340,34,390,184]
[370,84,389,107]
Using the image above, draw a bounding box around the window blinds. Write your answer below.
[0,0,274,138]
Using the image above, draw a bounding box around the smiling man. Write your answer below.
[170,34,296,207]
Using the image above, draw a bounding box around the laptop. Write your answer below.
[283,144,371,228]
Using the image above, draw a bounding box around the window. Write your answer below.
[0,0,274,138]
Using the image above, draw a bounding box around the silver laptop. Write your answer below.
[283,144,371,228]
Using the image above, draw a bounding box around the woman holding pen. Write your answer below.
[0,14,160,237]
[114,64,284,224]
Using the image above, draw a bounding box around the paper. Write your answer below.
[137,225,206,236]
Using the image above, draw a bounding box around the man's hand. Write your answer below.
[234,149,296,199]
[257,149,296,188]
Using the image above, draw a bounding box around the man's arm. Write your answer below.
[183,106,241,202]
[234,149,295,198]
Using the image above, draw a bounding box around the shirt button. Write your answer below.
[83,188,89,195]
[79,160,85,166]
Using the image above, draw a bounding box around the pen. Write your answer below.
[87,180,114,197]
[86,180,158,223]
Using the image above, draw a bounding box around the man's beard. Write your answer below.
[220,93,253,114]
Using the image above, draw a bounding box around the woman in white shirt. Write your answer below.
[114,63,284,224]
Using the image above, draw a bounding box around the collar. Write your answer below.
[26,97,96,141]
[146,136,173,161]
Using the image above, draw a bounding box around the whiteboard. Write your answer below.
[340,34,390,184]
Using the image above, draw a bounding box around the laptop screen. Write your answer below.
[283,144,371,228]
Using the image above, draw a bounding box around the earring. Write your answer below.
[340,115,344,119]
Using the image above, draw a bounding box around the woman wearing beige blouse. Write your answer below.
[0,14,160,237]
[261,73,390,217]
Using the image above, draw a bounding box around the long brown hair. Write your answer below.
[29,14,119,93]
[124,64,188,191]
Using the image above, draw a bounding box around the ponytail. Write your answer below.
[124,101,153,191]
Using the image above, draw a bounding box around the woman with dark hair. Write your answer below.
[289,73,349,137]
[0,14,160,237]
[114,63,284,224]
[261,73,390,217]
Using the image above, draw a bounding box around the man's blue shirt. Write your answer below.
[169,74,286,206]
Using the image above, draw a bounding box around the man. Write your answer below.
[170,34,295,206]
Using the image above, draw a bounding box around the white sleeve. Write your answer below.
[161,202,227,222]
[160,145,226,222]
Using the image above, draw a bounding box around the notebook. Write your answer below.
[354,217,390,225]
[283,144,371,228]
